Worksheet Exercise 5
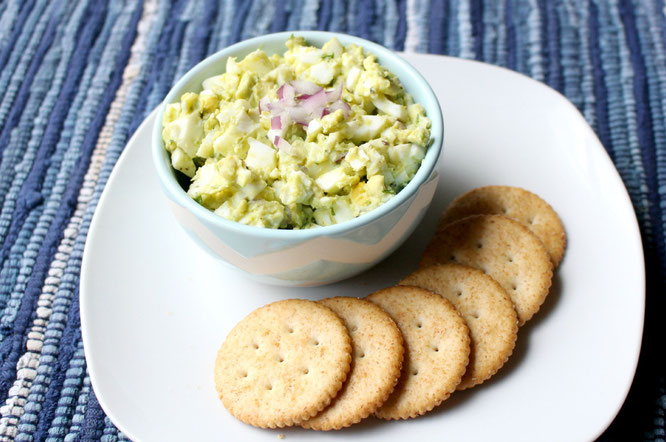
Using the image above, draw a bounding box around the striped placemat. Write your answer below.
[0,1,664,440]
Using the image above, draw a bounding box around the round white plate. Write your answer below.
[81,54,644,442]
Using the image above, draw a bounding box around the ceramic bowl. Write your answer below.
[152,31,443,286]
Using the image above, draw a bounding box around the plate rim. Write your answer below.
[80,53,646,442]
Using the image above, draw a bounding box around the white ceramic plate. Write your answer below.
[81,54,644,442]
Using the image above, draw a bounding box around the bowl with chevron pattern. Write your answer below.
[152,31,443,286]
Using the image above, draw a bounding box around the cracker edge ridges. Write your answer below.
[368,287,471,421]
[399,264,519,390]
[421,215,554,325]
[302,297,405,431]
[437,185,567,267]
[216,299,354,429]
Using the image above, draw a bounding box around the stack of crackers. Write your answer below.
[214,185,566,431]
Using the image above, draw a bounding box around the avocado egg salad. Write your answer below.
[161,36,431,229]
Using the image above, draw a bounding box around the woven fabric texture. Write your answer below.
[0,1,664,440]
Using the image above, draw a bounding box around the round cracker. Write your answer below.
[400,264,518,389]
[422,214,553,325]
[367,286,470,420]
[438,186,566,267]
[214,299,352,428]
[302,297,404,430]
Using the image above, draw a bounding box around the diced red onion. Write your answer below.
[325,84,342,102]
[279,111,292,129]
[309,107,325,120]
[286,106,311,125]
[267,129,280,144]
[259,97,270,113]
[289,79,321,96]
[262,82,351,137]
[301,88,327,113]
[327,100,351,118]
[267,101,285,114]
[280,83,295,104]
[274,136,292,153]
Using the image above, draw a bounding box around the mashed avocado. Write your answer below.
[162,36,431,229]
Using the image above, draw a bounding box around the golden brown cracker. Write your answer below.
[422,214,553,325]
[214,299,352,428]
[400,264,518,389]
[438,186,566,266]
[302,297,404,430]
[367,286,470,420]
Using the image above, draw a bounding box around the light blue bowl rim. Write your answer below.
[152,31,444,240]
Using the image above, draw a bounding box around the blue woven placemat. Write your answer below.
[0,1,664,440]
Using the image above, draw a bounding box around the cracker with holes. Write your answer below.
[438,186,567,267]
[366,286,470,420]
[400,263,518,390]
[302,297,404,431]
[421,214,553,325]
[214,299,352,428]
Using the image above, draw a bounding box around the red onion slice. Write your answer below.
[267,129,281,145]
[266,101,285,114]
[289,79,321,95]
[259,97,270,113]
[301,88,327,114]
[278,111,292,129]
[325,84,342,102]
[282,83,296,104]
[309,107,325,120]
[327,100,351,118]
[274,136,292,153]
[263,81,351,139]
[286,106,312,125]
